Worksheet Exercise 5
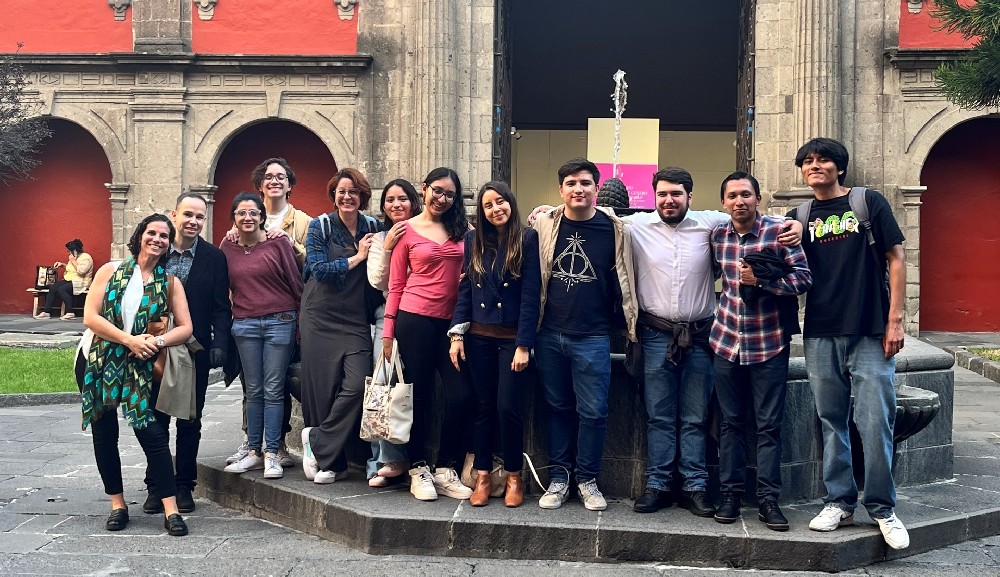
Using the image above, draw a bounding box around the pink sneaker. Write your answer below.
[377,461,407,478]
[368,475,389,488]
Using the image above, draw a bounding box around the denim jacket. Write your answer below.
[451,228,541,349]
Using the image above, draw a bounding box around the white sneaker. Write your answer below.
[277,440,294,468]
[577,479,607,511]
[301,428,319,481]
[808,503,854,532]
[877,514,910,550]
[314,469,348,485]
[409,465,438,501]
[538,481,569,510]
[432,467,474,500]
[226,437,250,465]
[224,450,263,473]
[263,452,284,479]
[34,312,51,319]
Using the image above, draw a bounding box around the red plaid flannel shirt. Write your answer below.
[709,214,812,364]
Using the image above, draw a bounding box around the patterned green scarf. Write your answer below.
[80,257,169,430]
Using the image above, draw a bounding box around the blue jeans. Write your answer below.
[232,311,297,455]
[714,347,790,501]
[367,305,408,478]
[641,326,714,492]
[805,336,896,518]
[534,329,611,483]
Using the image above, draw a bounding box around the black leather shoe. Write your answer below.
[633,488,672,513]
[175,486,196,513]
[142,489,163,514]
[758,499,789,531]
[714,492,742,524]
[105,508,129,531]
[677,490,716,517]
[164,513,189,537]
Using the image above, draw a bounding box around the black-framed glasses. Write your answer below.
[336,188,360,197]
[263,174,287,182]
[430,186,457,202]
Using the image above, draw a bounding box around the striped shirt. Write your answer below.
[709,214,812,364]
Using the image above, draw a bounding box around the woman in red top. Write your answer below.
[383,167,472,502]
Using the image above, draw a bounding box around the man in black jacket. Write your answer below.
[145,193,232,514]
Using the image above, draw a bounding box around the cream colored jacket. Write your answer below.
[533,205,638,342]
[279,203,312,266]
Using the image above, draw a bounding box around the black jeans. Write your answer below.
[461,334,526,472]
[394,310,471,468]
[45,280,74,314]
[145,349,210,491]
[714,347,790,501]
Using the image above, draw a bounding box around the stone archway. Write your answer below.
[210,120,339,244]
[0,118,113,313]
[919,117,1000,331]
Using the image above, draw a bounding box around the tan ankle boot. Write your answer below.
[504,471,524,508]
[470,471,491,506]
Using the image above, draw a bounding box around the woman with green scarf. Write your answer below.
[78,214,194,536]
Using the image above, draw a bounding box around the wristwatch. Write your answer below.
[155,336,166,348]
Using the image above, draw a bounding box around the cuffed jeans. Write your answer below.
[715,347,790,501]
[232,311,296,455]
[534,329,611,483]
[641,326,714,492]
[805,336,896,519]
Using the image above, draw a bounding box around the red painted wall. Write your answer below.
[212,121,340,243]
[0,119,113,313]
[1,2,132,53]
[920,118,1000,331]
[900,0,976,49]
[192,1,358,55]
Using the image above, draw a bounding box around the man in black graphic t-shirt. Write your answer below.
[531,158,637,512]
[788,138,909,550]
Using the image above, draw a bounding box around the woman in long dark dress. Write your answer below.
[299,168,382,484]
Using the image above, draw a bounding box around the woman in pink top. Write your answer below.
[383,167,472,502]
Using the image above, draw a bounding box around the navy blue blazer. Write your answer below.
[451,228,541,349]
[183,238,232,355]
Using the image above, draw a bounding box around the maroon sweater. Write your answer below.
[220,237,303,319]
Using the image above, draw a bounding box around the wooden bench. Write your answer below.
[27,287,88,317]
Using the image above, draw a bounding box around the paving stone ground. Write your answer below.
[2,323,999,575]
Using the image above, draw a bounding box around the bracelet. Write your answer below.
[450,334,464,342]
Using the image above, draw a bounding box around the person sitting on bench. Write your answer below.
[36,239,93,320]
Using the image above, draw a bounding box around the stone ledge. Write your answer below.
[0,392,79,408]
[944,346,1000,385]
[195,457,1000,572]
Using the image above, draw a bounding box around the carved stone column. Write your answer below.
[106,183,132,260]
[793,0,841,145]
[900,185,925,335]
[188,184,219,240]
[129,89,188,227]
[411,2,460,175]
[133,0,189,53]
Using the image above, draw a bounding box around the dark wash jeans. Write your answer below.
[533,328,612,484]
[714,347,790,501]
[461,334,527,472]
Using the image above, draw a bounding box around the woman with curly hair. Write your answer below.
[382,167,472,501]
[78,214,194,536]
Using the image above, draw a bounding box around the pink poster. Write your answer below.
[596,163,658,210]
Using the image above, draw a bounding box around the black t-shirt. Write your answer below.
[787,190,905,337]
[542,211,617,336]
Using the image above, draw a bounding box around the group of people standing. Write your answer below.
[76,136,910,552]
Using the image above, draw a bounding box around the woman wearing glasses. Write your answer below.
[383,167,472,502]
[220,193,303,480]
[299,169,382,484]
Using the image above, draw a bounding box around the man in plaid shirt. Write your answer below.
[709,171,812,531]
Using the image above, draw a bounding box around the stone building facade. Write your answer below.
[3,0,996,331]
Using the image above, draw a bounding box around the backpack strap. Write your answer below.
[848,186,876,250]
[794,199,813,234]
[317,213,332,242]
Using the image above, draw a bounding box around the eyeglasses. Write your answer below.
[335,188,360,197]
[235,209,261,218]
[263,174,287,182]
[429,186,457,202]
